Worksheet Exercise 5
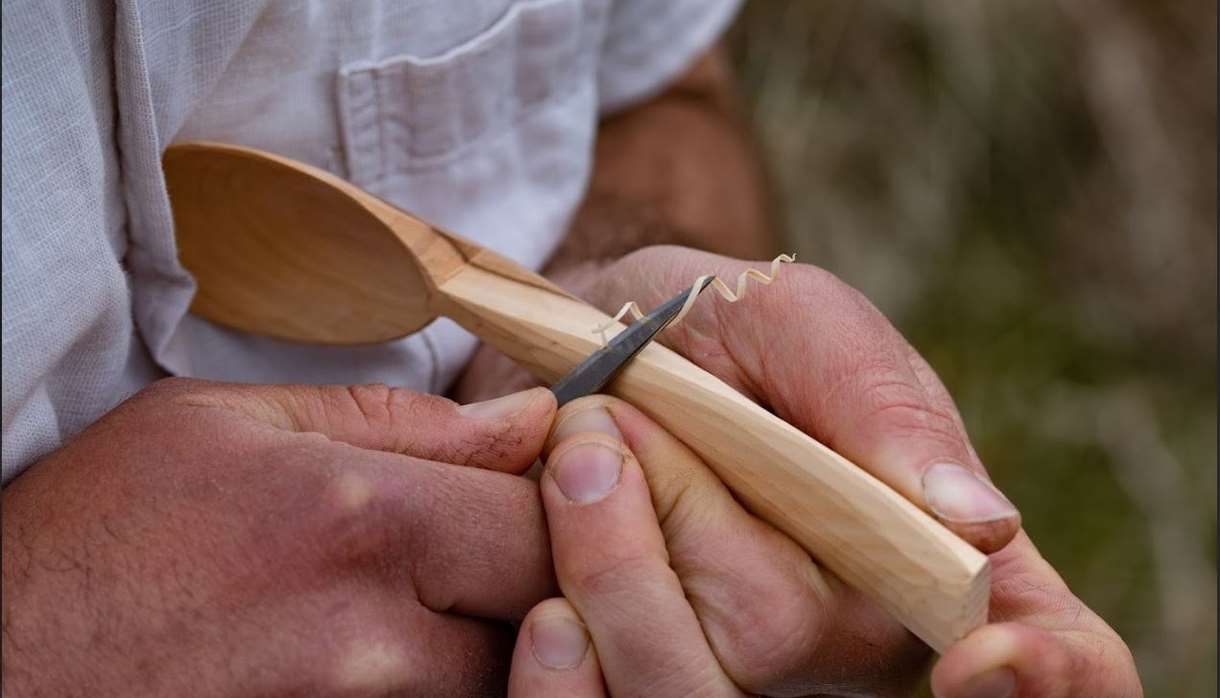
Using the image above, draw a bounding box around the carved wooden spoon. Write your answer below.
[163,141,988,651]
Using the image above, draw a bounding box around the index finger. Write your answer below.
[539,432,741,697]
[305,446,558,621]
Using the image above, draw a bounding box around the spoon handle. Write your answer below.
[433,262,988,652]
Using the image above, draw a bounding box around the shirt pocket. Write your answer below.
[336,0,599,192]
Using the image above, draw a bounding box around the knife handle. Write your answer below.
[434,263,988,652]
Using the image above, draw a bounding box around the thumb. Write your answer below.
[931,534,1142,698]
[158,378,557,473]
[589,247,1022,552]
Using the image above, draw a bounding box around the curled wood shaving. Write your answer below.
[594,254,796,344]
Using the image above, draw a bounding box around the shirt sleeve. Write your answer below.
[596,0,743,115]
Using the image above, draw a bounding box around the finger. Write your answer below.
[931,622,1140,698]
[212,582,514,696]
[331,600,516,697]
[508,598,605,698]
[309,448,557,621]
[550,396,930,695]
[540,432,741,697]
[932,533,1141,698]
[157,378,556,473]
[587,247,1020,552]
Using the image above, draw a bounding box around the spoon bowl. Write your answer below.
[161,141,990,652]
[164,142,441,343]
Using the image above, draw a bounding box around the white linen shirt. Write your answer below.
[1,0,741,483]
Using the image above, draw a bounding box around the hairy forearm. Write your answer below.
[544,45,777,292]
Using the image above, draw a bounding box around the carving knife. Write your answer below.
[550,277,714,406]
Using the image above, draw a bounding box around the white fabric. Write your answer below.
[1,0,741,483]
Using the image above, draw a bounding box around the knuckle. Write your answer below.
[341,383,396,426]
[989,571,1081,625]
[561,550,665,604]
[312,468,412,567]
[330,637,414,694]
[653,477,715,538]
[329,383,398,443]
[380,383,451,419]
[840,365,964,450]
[692,571,824,689]
[340,382,428,429]
[863,397,963,447]
[726,604,821,689]
[329,470,378,516]
[342,384,482,458]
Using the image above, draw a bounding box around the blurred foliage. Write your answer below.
[727,1,1216,695]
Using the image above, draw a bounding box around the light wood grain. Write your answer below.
[164,143,466,344]
[163,141,989,652]
[435,264,989,652]
[164,142,571,342]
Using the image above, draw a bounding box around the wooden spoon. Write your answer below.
[163,141,988,651]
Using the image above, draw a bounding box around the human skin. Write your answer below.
[471,249,1142,697]
[0,41,1142,698]
[459,45,1143,697]
[0,44,755,698]
[1,379,560,696]
[506,396,1143,697]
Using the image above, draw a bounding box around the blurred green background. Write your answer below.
[727,2,1216,696]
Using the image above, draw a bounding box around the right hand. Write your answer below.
[1,377,559,697]
[507,396,1142,698]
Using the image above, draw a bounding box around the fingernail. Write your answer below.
[923,463,1018,524]
[553,406,621,443]
[530,616,589,670]
[945,667,1016,698]
[458,388,539,420]
[552,443,622,503]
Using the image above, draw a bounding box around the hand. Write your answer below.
[2,378,559,697]
[508,395,925,696]
[509,396,1141,697]
[464,242,1141,695]
[458,244,1025,548]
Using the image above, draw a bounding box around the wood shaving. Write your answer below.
[595,254,796,343]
